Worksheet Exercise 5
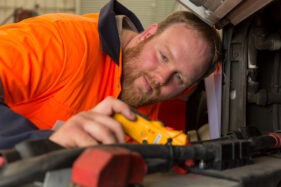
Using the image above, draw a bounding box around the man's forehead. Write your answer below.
[160,22,196,35]
[157,24,211,81]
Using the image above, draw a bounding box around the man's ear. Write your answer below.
[137,24,158,43]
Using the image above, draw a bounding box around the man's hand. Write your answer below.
[49,97,136,148]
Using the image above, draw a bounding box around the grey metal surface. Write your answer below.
[43,168,72,187]
[192,154,281,187]
[226,0,273,25]
[144,153,281,187]
[177,0,242,26]
[143,172,240,187]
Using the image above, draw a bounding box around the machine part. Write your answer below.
[145,158,171,174]
[190,153,281,187]
[248,89,281,106]
[72,147,146,187]
[272,52,281,130]
[0,147,82,187]
[14,138,63,159]
[0,149,21,164]
[198,160,206,169]
[247,50,281,132]
[0,157,5,167]
[247,26,259,96]
[252,7,281,51]
[246,0,281,133]
[222,0,281,135]
[0,139,63,164]
[0,141,211,187]
[178,0,242,27]
[221,21,249,135]
[231,126,262,139]
[212,0,242,25]
[217,0,273,28]
[221,26,232,135]
[143,172,240,187]
[190,0,221,12]
[0,138,249,186]
[189,0,206,7]
[254,29,281,51]
[247,6,281,104]
[268,133,281,149]
[43,168,72,187]
[1,130,281,186]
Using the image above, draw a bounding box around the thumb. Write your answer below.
[92,97,136,121]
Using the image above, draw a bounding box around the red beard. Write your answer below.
[119,37,162,107]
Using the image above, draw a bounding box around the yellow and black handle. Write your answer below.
[113,109,188,145]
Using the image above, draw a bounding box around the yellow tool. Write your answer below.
[113,111,188,145]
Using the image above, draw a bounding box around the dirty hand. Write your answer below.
[49,96,136,148]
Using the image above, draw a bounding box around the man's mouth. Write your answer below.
[142,75,153,93]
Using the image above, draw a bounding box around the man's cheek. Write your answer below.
[160,86,183,99]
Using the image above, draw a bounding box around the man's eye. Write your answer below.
[161,53,168,62]
[175,72,183,83]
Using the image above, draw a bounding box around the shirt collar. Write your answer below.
[115,15,139,48]
[98,0,144,65]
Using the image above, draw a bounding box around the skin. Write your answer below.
[49,23,212,148]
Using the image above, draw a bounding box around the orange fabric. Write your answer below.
[157,85,196,131]
[175,84,196,99]
[158,99,186,131]
[0,13,159,129]
[137,103,160,121]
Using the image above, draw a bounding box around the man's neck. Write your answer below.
[115,15,140,51]
[121,29,138,50]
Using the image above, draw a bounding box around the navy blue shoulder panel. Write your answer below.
[0,103,53,149]
[98,0,144,65]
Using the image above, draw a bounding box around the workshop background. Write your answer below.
[0,0,186,28]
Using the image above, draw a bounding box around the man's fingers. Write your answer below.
[69,112,119,144]
[82,121,118,144]
[49,118,99,148]
[72,133,99,148]
[92,96,136,121]
[81,111,126,143]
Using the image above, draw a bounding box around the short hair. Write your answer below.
[156,11,222,78]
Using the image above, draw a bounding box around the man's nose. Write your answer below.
[156,66,174,86]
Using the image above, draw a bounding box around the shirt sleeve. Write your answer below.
[0,103,53,149]
[0,15,65,105]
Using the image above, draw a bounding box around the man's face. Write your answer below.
[120,23,212,107]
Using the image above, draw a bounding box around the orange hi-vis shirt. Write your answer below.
[0,2,160,130]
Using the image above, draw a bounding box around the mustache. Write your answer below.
[143,72,161,96]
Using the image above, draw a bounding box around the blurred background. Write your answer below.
[0,0,187,28]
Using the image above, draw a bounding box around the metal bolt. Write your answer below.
[230,89,237,100]
[205,10,212,17]
[199,160,206,169]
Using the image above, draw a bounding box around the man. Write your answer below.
[0,0,221,148]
